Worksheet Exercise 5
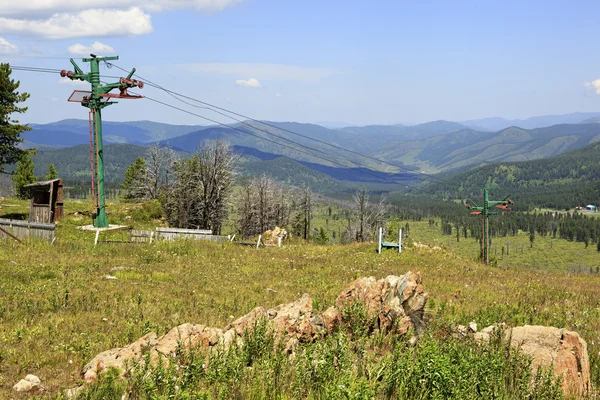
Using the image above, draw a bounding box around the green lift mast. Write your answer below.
[61,55,143,228]
[466,187,513,264]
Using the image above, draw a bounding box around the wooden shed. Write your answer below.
[25,179,64,223]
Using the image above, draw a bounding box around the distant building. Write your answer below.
[586,205,597,211]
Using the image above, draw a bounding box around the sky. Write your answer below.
[2,0,600,126]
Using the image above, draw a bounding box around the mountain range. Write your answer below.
[24,112,600,173]
[19,112,600,201]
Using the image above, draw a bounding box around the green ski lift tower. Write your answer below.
[466,187,514,264]
[61,55,144,228]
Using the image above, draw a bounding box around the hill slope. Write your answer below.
[26,119,207,146]
[422,141,600,209]
[377,123,600,172]
[29,144,410,197]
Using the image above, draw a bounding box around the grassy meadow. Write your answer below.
[408,218,600,273]
[1,198,599,398]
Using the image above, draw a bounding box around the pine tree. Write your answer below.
[44,163,58,180]
[13,150,37,199]
[313,227,329,244]
[0,63,31,173]
[121,157,147,200]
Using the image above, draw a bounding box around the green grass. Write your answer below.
[408,219,600,273]
[1,199,600,398]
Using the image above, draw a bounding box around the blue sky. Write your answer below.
[2,0,600,126]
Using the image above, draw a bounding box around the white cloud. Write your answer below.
[58,77,88,86]
[180,62,337,83]
[0,1,243,16]
[585,79,600,95]
[275,92,282,97]
[0,37,18,54]
[0,7,152,39]
[235,78,261,88]
[68,41,115,55]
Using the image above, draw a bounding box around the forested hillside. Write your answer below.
[422,142,600,209]
[27,144,408,198]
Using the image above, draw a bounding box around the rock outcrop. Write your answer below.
[473,324,590,397]
[335,271,428,335]
[82,271,428,384]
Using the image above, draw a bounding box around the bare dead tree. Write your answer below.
[291,185,312,240]
[235,174,292,238]
[195,141,237,234]
[122,144,180,202]
[352,189,389,242]
[162,141,236,234]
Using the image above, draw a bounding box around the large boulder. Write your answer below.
[508,325,590,397]
[335,271,428,335]
[474,324,590,397]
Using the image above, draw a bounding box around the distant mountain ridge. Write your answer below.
[23,116,600,178]
[461,112,600,131]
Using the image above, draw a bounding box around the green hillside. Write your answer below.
[422,141,600,209]
[29,144,406,198]
[32,144,147,183]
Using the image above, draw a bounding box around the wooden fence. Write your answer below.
[155,227,227,242]
[0,218,56,242]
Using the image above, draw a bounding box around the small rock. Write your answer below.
[266,288,277,294]
[64,386,84,399]
[457,325,467,337]
[13,374,41,392]
[105,275,118,280]
[468,321,478,333]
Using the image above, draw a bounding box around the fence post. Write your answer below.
[399,228,402,253]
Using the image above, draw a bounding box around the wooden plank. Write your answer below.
[130,229,154,243]
[154,227,226,242]
[155,227,212,235]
